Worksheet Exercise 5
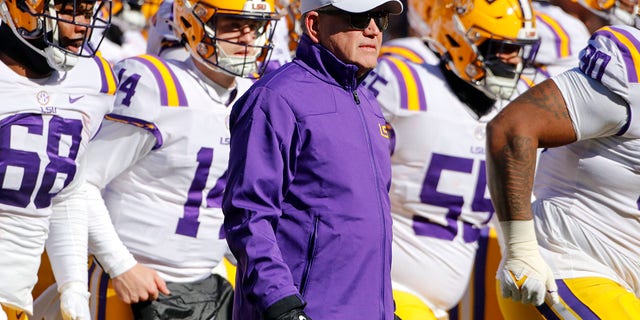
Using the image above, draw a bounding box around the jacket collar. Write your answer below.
[294,33,361,91]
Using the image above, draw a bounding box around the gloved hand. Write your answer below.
[273,308,312,320]
[264,295,310,320]
[498,220,559,306]
[59,282,91,320]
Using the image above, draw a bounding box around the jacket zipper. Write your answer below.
[300,215,319,296]
[352,89,387,320]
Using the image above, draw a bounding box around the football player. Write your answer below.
[488,0,640,318]
[75,0,276,319]
[365,0,540,318]
[0,0,116,318]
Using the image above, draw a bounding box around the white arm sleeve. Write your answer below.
[47,166,89,290]
[552,68,629,141]
[84,120,158,188]
[86,120,157,277]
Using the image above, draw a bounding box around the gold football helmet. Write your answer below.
[409,0,540,99]
[0,0,111,70]
[173,0,279,77]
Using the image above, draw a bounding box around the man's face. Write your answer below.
[212,15,268,59]
[315,9,387,78]
[53,0,95,53]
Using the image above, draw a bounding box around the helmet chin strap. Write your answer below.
[44,45,78,71]
[215,46,260,77]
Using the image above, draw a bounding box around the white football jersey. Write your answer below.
[368,37,496,231]
[366,37,499,313]
[0,55,116,222]
[86,55,251,282]
[535,25,640,294]
[0,55,116,312]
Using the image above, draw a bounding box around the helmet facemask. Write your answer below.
[410,0,541,101]
[474,35,540,100]
[0,0,111,71]
[173,0,279,78]
[200,10,275,77]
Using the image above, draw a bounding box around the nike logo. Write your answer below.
[16,311,24,319]
[68,95,85,104]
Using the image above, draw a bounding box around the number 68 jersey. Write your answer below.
[85,55,252,282]
[0,55,116,223]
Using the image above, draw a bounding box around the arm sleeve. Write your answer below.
[84,120,157,188]
[46,165,89,290]
[552,68,629,140]
[85,121,157,276]
[222,87,303,312]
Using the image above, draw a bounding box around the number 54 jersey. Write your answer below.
[367,37,497,241]
[86,55,251,282]
[365,37,499,314]
[0,55,116,223]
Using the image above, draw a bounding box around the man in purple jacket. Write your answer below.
[222,0,404,319]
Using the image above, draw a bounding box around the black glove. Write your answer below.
[264,295,310,320]
[274,308,312,320]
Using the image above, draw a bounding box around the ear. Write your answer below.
[304,11,321,44]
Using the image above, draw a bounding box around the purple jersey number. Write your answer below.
[0,114,82,209]
[579,43,611,82]
[415,153,494,241]
[176,147,226,238]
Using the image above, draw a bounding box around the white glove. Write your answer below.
[498,220,560,306]
[59,282,91,320]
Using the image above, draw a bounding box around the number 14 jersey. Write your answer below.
[85,55,251,282]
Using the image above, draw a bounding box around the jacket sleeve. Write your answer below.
[222,86,304,312]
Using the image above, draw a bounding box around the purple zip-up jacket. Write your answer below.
[222,34,394,320]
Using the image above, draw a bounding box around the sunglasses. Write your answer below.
[318,10,390,31]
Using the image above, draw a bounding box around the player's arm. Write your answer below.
[47,165,91,320]
[485,78,575,306]
[486,63,630,305]
[84,121,170,302]
[486,78,576,223]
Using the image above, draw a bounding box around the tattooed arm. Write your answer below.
[486,78,576,222]
[485,78,575,306]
